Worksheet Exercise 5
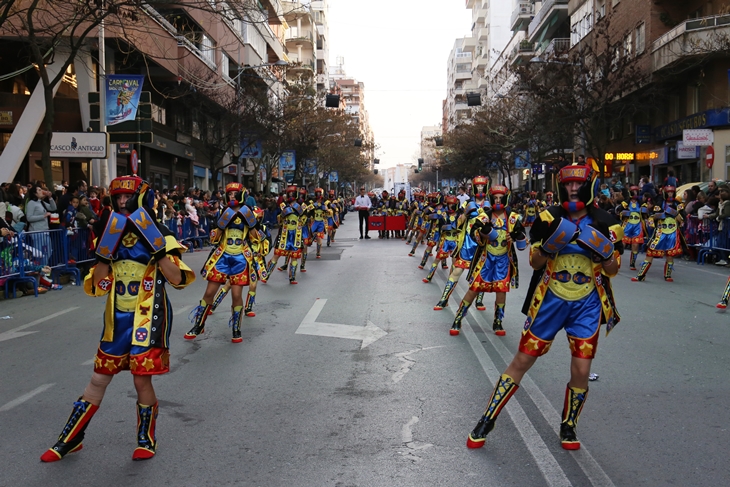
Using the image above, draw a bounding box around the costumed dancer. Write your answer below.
[376,190,390,239]
[186,183,263,342]
[717,275,730,309]
[621,185,647,270]
[409,191,434,255]
[449,185,526,336]
[544,191,554,207]
[326,189,340,245]
[423,195,461,283]
[40,176,195,462]
[433,176,490,310]
[465,163,623,451]
[405,190,424,244]
[266,185,304,284]
[418,192,444,268]
[298,187,313,273]
[632,185,685,282]
[311,188,328,258]
[523,192,538,227]
[395,189,409,239]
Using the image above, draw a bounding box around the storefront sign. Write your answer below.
[677,142,700,159]
[604,152,634,161]
[654,108,730,141]
[635,125,652,144]
[0,111,12,125]
[683,128,713,146]
[636,150,662,162]
[50,132,108,158]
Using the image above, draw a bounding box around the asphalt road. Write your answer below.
[1,217,729,486]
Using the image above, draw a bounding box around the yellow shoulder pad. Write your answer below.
[539,209,554,224]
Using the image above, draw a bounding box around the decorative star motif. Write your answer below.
[98,246,111,257]
[569,339,576,352]
[94,356,102,369]
[122,234,138,248]
[120,356,130,370]
[525,338,540,351]
[104,359,117,372]
[153,237,164,249]
[129,358,138,371]
[579,342,594,356]
[142,357,155,371]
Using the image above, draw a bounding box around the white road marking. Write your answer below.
[0,307,78,343]
[81,358,95,366]
[0,384,55,412]
[174,304,194,316]
[296,299,387,349]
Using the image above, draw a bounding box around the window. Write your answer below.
[596,0,606,20]
[456,63,471,73]
[612,0,620,6]
[624,32,632,59]
[669,95,680,120]
[201,34,215,66]
[221,53,230,79]
[571,1,593,46]
[687,85,700,114]
[151,103,166,124]
[635,23,645,54]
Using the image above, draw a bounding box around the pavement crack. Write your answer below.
[397,416,433,463]
[391,346,444,384]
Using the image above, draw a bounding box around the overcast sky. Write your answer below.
[327,1,471,169]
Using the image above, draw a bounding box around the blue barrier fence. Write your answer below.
[683,215,730,264]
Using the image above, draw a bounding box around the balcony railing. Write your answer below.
[285,29,314,44]
[528,0,568,38]
[536,37,571,58]
[652,13,730,52]
[511,2,535,31]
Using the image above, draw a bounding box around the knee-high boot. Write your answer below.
[629,251,638,270]
[230,306,243,343]
[450,299,471,336]
[289,261,299,284]
[475,292,486,311]
[717,277,730,309]
[41,398,99,462]
[185,300,212,339]
[210,286,229,313]
[419,249,430,269]
[560,385,588,450]
[266,260,277,277]
[631,261,652,282]
[664,261,674,282]
[301,249,308,272]
[434,279,457,310]
[467,374,519,449]
[244,291,256,317]
[409,239,419,256]
[493,303,506,336]
[132,402,159,460]
[423,260,439,283]
[316,242,322,258]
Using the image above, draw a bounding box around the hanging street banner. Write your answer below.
[105,74,145,126]
[329,171,339,183]
[305,159,318,175]
[280,150,296,171]
[241,138,262,159]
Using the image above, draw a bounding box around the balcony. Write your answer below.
[510,41,535,67]
[511,2,534,32]
[462,36,477,53]
[652,14,730,71]
[465,0,475,8]
[285,29,314,45]
[475,50,489,68]
[534,37,571,59]
[476,7,487,24]
[289,59,315,72]
[478,26,489,41]
[527,0,569,42]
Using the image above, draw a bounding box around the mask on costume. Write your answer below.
[629,185,640,200]
[225,182,245,208]
[285,185,299,203]
[328,190,336,201]
[545,192,554,203]
[557,163,599,212]
[662,185,676,203]
[472,176,489,200]
[110,175,155,214]
[398,190,406,201]
[444,195,459,213]
[315,188,324,200]
[299,187,308,203]
[427,192,442,207]
[489,185,510,211]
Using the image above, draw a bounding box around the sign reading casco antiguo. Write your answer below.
[50,132,108,158]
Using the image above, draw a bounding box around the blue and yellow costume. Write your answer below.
[267,185,305,284]
[326,189,340,244]
[405,191,424,244]
[311,188,328,257]
[423,195,461,282]
[41,176,194,463]
[450,185,526,336]
[633,185,685,282]
[418,193,444,267]
[434,176,491,310]
[466,163,624,452]
[523,195,538,227]
[621,186,647,270]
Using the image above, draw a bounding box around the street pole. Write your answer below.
[98,4,109,184]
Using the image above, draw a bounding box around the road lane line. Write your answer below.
[439,273,616,487]
[0,384,55,412]
[0,308,79,343]
[81,358,95,366]
[174,304,194,316]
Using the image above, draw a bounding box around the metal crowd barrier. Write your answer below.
[682,215,730,264]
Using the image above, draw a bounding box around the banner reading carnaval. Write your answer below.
[105,74,145,126]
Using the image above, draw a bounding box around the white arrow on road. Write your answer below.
[296,299,387,349]
[0,307,79,343]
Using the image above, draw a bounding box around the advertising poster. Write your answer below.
[105,74,145,126]
[241,138,262,158]
[280,150,296,171]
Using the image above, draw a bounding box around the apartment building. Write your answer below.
[466,0,513,99]
[311,0,330,93]
[444,39,474,131]
[421,125,442,169]
[0,0,288,190]
[282,1,316,84]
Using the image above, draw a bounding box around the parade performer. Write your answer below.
[394,189,409,239]
[267,185,305,284]
[298,187,313,273]
[409,191,435,255]
[326,189,340,245]
[185,183,264,342]
[405,190,425,244]
[423,195,461,283]
[40,176,195,462]
[544,191,554,207]
[465,163,623,451]
[717,276,730,309]
[632,185,685,282]
[376,190,390,239]
[311,188,328,258]
[418,193,445,268]
[621,185,647,270]
[449,185,526,336]
[523,193,538,227]
[434,176,490,310]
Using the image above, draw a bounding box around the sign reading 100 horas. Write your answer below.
[50,132,109,159]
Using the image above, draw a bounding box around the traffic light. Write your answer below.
[417,158,423,172]
[374,169,378,175]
